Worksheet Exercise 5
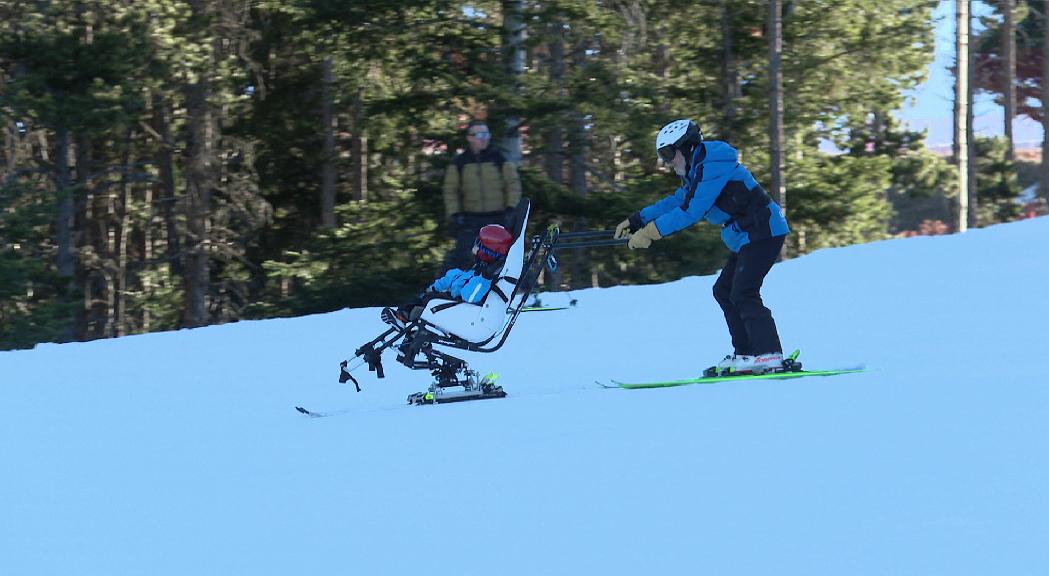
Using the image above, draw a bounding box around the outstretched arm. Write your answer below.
[651,160,737,236]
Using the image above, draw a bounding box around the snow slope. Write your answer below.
[2,217,1048,576]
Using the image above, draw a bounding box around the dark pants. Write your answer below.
[396,291,450,321]
[712,235,785,356]
[444,210,513,271]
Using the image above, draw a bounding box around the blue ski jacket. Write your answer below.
[639,141,789,252]
[429,267,492,304]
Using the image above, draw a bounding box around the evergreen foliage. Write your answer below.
[973,0,1042,121]
[0,182,75,348]
[972,136,1023,225]
[0,0,1021,350]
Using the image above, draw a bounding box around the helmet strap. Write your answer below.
[681,143,699,176]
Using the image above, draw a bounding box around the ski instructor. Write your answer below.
[614,119,790,375]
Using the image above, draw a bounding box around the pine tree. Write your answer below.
[0,0,952,348]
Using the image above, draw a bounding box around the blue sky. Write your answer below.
[895,0,1044,149]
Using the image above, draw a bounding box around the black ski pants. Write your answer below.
[712,234,784,356]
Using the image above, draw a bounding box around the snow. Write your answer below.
[2,217,1048,575]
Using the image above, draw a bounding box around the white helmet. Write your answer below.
[655,119,703,164]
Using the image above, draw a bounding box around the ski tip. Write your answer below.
[840,364,868,372]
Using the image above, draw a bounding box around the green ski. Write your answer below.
[609,366,867,389]
[604,351,867,389]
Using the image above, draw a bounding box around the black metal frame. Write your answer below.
[339,226,627,392]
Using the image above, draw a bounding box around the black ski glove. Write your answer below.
[614,213,645,239]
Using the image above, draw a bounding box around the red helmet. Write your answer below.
[475,224,513,262]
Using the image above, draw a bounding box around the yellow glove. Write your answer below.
[628,221,662,250]
[614,219,633,240]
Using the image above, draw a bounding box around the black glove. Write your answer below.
[614,213,645,239]
[628,213,644,233]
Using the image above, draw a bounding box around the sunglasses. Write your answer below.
[473,239,503,260]
[657,145,677,164]
[468,131,491,138]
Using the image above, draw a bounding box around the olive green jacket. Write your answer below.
[442,148,522,218]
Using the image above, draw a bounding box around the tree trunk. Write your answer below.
[75,134,99,340]
[568,106,589,288]
[184,68,214,328]
[569,35,588,197]
[569,39,591,289]
[350,87,367,202]
[544,19,565,185]
[181,0,220,328]
[152,91,182,277]
[1042,1,1049,203]
[54,125,78,341]
[320,56,337,228]
[653,35,670,121]
[721,0,739,134]
[1,120,14,179]
[768,0,786,256]
[967,8,977,230]
[955,0,969,233]
[1003,0,1016,161]
[114,130,134,338]
[501,0,525,163]
[55,125,75,279]
[141,142,153,334]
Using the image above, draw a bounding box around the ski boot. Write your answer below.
[733,352,784,374]
[704,354,739,377]
[703,350,802,378]
[381,307,409,330]
[407,371,507,405]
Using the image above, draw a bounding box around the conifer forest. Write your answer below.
[1,0,1045,349]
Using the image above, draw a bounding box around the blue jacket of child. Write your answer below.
[429,268,492,304]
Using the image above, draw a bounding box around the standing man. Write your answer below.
[443,119,522,269]
[614,119,790,376]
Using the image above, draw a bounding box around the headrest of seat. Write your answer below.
[509,197,530,241]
